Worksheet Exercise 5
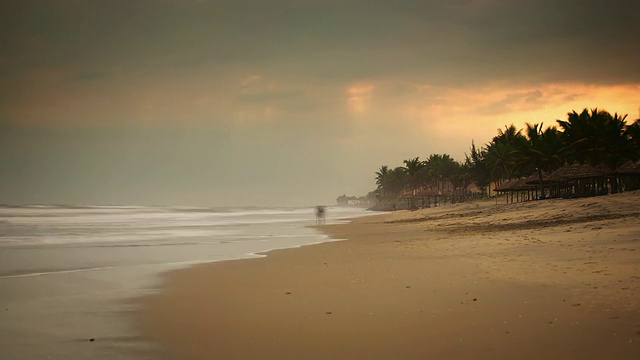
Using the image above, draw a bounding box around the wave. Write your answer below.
[0,204,372,247]
[0,266,119,279]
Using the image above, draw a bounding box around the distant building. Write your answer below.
[336,194,375,206]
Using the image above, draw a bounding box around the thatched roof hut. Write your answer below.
[616,160,640,175]
[495,160,640,201]
[524,173,552,186]
[544,163,572,182]
[400,187,452,198]
[544,162,613,182]
[496,177,537,191]
[564,163,612,180]
[495,179,516,192]
[413,189,435,196]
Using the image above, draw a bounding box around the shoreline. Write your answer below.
[138,192,640,359]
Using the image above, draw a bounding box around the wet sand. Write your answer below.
[140,191,640,359]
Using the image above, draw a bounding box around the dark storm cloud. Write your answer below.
[1,0,638,86]
[448,0,640,84]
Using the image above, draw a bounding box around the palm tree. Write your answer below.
[485,125,527,182]
[593,112,635,193]
[493,125,527,147]
[420,154,462,193]
[374,165,390,199]
[594,113,634,169]
[403,157,426,190]
[485,142,519,182]
[465,141,491,195]
[558,109,635,193]
[374,166,408,199]
[385,167,408,197]
[375,165,389,190]
[517,123,565,196]
[557,108,607,164]
[439,155,461,184]
[625,119,640,160]
[447,162,466,189]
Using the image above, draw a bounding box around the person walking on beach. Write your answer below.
[315,205,326,224]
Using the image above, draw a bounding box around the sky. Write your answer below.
[1,0,639,206]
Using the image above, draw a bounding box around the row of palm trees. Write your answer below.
[375,154,467,199]
[375,108,640,199]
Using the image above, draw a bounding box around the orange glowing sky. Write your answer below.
[1,0,639,206]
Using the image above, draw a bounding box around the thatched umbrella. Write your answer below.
[415,188,439,196]
[616,160,640,175]
[613,160,640,192]
[508,177,537,190]
[495,179,517,192]
[405,187,447,208]
[552,162,614,197]
[562,162,613,180]
[544,162,572,182]
[398,190,414,199]
[495,177,539,203]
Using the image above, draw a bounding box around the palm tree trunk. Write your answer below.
[611,176,618,194]
[538,168,545,198]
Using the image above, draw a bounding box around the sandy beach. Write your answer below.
[139,191,640,359]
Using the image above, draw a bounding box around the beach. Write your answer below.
[140,191,640,359]
[0,205,369,360]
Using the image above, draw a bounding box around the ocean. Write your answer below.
[0,205,374,360]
